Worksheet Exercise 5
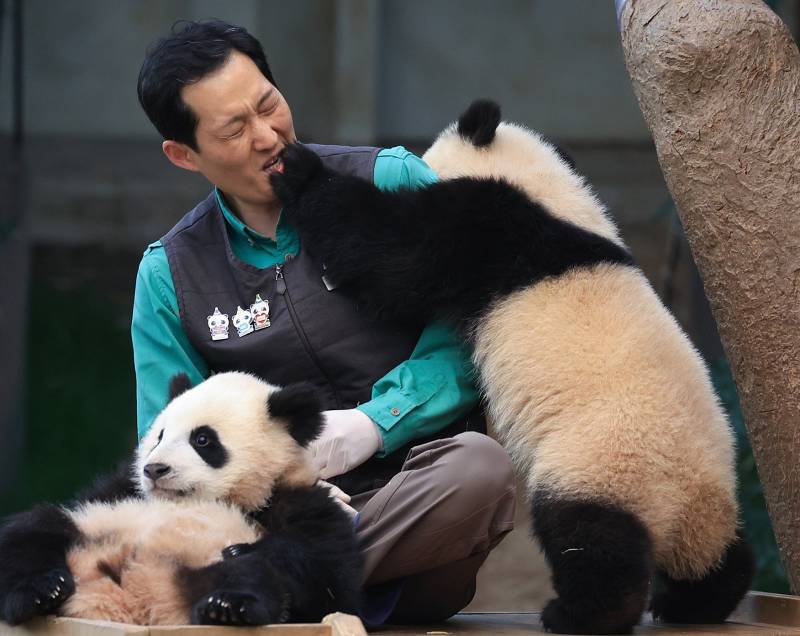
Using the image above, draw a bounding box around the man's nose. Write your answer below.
[252,117,279,151]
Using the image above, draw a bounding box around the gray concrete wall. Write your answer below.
[377,0,650,142]
[0,0,336,142]
[3,1,797,144]
[1,1,652,144]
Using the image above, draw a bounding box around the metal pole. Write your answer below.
[0,0,27,501]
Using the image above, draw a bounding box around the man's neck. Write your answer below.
[228,195,282,240]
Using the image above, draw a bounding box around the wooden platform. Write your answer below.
[379,593,800,635]
[2,593,799,635]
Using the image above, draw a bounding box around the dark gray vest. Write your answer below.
[161,144,483,493]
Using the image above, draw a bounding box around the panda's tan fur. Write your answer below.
[423,124,739,581]
[63,499,260,624]
[61,372,318,625]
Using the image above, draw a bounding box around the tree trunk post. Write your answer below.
[619,0,800,591]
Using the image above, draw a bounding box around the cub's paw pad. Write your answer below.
[270,144,323,203]
[3,569,74,625]
[221,543,255,560]
[193,590,274,626]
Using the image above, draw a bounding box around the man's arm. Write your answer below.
[360,147,480,455]
[132,243,209,439]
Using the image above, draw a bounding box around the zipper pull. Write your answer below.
[275,264,286,294]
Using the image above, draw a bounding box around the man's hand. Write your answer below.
[317,480,358,519]
[310,409,383,479]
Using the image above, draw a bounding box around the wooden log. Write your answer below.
[619,0,800,591]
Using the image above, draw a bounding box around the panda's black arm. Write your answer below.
[0,504,80,625]
[71,458,139,505]
[245,484,363,622]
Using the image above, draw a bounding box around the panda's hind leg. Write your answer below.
[531,492,652,635]
[651,534,754,624]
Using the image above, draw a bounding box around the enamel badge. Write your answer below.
[233,305,254,338]
[250,294,271,330]
[207,307,229,341]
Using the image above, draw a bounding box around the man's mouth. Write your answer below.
[263,154,284,175]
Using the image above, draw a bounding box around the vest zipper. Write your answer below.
[275,264,286,294]
[275,264,343,408]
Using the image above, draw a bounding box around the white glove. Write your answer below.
[318,480,358,519]
[310,409,383,479]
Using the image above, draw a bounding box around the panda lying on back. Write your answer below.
[268,101,754,635]
[0,372,361,626]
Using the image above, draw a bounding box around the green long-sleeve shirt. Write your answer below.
[132,146,479,455]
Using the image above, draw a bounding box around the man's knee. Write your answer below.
[447,431,516,502]
[416,431,516,532]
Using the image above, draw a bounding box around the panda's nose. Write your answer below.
[144,463,171,481]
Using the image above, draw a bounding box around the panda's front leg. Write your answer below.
[181,551,291,626]
[0,504,80,625]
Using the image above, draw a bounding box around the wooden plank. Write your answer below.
[322,613,368,636]
[730,591,800,629]
[0,616,355,636]
[0,617,148,636]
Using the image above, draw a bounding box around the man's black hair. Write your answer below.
[137,20,277,151]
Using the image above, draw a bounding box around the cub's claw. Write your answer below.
[2,569,75,625]
[221,542,255,560]
[192,589,276,626]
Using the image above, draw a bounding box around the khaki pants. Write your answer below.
[352,432,516,623]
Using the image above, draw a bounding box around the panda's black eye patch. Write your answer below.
[189,425,228,468]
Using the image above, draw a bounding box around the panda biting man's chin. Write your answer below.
[0,372,362,627]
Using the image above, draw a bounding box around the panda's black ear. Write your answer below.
[168,373,192,402]
[457,99,501,147]
[267,383,324,448]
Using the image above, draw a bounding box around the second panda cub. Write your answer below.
[0,373,362,626]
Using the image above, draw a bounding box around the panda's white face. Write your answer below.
[422,122,624,248]
[135,372,317,511]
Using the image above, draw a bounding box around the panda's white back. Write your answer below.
[423,122,624,248]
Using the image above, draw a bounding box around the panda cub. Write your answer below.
[268,101,754,635]
[0,372,361,627]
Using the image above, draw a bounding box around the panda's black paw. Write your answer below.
[269,143,324,205]
[541,597,636,635]
[221,542,256,560]
[2,568,74,625]
[192,589,289,626]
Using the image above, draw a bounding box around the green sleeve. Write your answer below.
[358,147,479,455]
[132,243,209,439]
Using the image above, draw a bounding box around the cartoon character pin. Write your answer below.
[250,294,271,330]
[207,307,229,341]
[233,305,254,338]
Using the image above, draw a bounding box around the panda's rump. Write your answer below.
[63,498,260,624]
[475,263,738,578]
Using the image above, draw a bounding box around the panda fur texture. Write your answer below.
[0,372,362,627]
[268,101,754,635]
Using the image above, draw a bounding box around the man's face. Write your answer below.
[177,51,296,213]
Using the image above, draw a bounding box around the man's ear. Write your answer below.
[162,140,201,172]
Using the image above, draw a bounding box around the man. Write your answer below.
[133,19,515,624]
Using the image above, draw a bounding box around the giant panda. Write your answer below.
[267,101,754,635]
[0,372,361,627]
